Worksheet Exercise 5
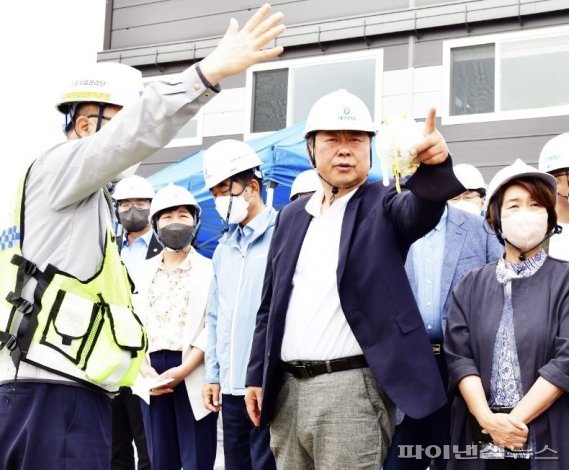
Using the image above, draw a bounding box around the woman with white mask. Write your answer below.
[445,159,569,470]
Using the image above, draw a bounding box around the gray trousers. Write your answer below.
[270,367,396,469]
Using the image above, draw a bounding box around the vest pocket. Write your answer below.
[105,304,145,351]
[40,289,146,386]
[84,302,146,385]
[41,290,101,365]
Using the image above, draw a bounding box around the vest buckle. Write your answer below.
[16,299,33,315]
[1,334,17,352]
[24,262,37,276]
[6,293,34,315]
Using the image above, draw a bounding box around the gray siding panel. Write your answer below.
[443,115,569,179]
[384,41,412,70]
[442,116,569,142]
[450,136,549,181]
[104,0,569,60]
[111,0,412,47]
[414,36,442,68]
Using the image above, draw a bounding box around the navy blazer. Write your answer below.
[405,205,504,336]
[246,159,465,426]
[117,231,163,260]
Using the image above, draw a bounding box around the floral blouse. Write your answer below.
[146,254,192,353]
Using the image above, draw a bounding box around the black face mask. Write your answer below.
[119,208,150,233]
[158,223,194,251]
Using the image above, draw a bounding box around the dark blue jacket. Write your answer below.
[246,158,464,426]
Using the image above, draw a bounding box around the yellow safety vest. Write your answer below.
[0,164,146,393]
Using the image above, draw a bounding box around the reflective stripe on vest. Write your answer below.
[0,163,147,393]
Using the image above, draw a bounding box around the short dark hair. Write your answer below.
[231,168,262,192]
[486,177,557,234]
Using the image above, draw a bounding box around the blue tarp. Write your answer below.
[148,121,384,257]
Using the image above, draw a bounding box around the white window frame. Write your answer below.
[442,24,569,126]
[244,50,384,140]
[143,73,203,147]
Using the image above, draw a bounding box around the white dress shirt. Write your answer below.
[280,187,363,361]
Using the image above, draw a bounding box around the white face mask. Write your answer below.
[450,199,481,215]
[215,192,250,225]
[501,209,548,252]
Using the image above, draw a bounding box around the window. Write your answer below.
[443,25,569,124]
[143,74,203,147]
[450,44,495,116]
[245,51,383,137]
[252,69,288,133]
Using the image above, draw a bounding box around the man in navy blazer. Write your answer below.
[245,89,464,468]
[384,204,504,469]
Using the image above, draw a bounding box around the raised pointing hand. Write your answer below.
[200,4,285,86]
[410,107,449,166]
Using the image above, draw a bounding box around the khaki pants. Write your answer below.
[270,367,395,469]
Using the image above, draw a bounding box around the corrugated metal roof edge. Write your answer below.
[97,0,568,67]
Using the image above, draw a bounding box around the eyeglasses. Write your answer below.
[450,191,483,202]
[117,200,151,211]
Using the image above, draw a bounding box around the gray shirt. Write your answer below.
[0,65,216,383]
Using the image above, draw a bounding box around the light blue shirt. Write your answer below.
[238,223,254,253]
[409,207,447,341]
[205,206,277,395]
[120,229,153,275]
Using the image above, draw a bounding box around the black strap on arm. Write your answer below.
[4,254,41,316]
[1,255,44,365]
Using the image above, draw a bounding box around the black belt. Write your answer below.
[283,355,368,379]
[432,343,442,355]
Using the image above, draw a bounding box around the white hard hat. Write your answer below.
[453,164,486,191]
[112,175,155,201]
[304,89,376,136]
[149,184,201,229]
[202,140,263,189]
[56,62,144,114]
[290,169,321,200]
[538,133,569,174]
[484,159,556,211]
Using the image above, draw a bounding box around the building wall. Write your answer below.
[101,1,569,181]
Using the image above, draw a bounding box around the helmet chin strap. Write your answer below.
[316,173,362,205]
[502,226,562,262]
[164,246,186,254]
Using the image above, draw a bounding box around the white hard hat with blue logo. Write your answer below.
[303,89,376,136]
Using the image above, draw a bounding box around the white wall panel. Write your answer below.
[202,88,247,137]
[412,91,443,118]
[381,95,413,118]
[413,66,442,93]
[203,110,246,137]
[382,69,411,96]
